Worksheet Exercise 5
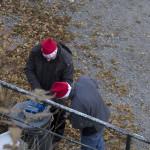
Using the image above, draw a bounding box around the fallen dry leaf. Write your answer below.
[9,127,22,146]
[2,62,17,71]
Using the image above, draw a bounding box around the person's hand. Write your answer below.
[33,88,50,95]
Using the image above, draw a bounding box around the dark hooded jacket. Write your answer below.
[25,43,74,91]
[69,75,110,136]
[25,43,74,143]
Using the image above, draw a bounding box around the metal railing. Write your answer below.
[0,112,97,150]
[0,80,150,150]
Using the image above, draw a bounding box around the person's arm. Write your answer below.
[61,60,74,85]
[69,114,89,130]
[24,51,42,90]
[69,100,93,130]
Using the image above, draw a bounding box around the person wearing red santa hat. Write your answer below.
[25,38,74,90]
[51,75,110,150]
[24,38,74,148]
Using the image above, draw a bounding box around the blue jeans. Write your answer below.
[81,131,105,150]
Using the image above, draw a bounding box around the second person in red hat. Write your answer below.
[51,75,111,150]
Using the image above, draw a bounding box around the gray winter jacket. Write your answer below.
[69,75,110,135]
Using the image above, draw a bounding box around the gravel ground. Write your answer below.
[1,0,150,149]
[63,0,150,149]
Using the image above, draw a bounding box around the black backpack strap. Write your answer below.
[58,43,72,55]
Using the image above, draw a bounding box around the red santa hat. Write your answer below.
[51,82,72,99]
[41,38,57,58]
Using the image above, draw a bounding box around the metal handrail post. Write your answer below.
[126,135,131,150]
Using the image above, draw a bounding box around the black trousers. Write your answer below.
[50,106,66,143]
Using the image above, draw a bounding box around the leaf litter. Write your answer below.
[0,0,141,149]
